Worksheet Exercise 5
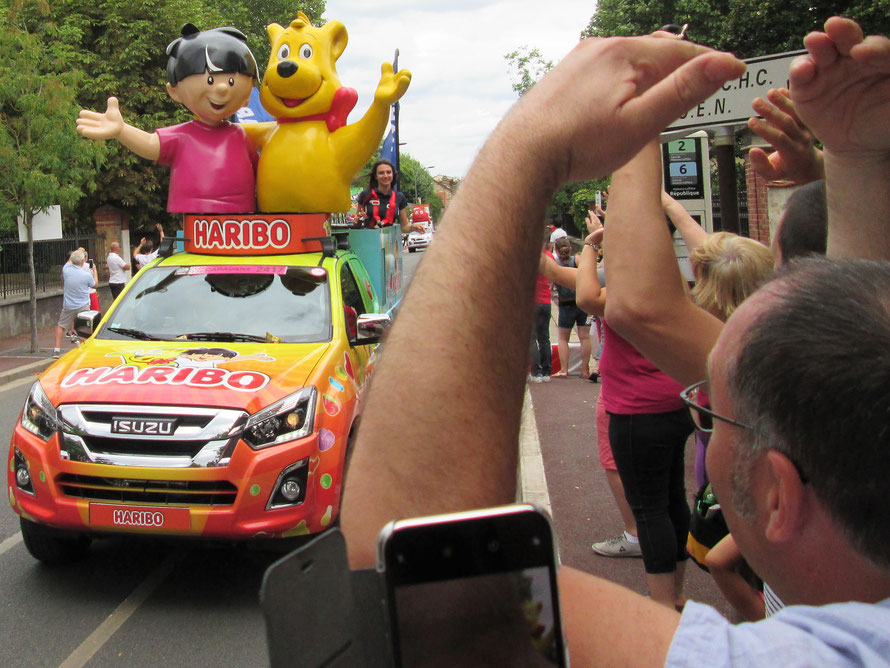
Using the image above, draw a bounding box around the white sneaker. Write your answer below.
[541,375,551,383]
[591,534,643,558]
[52,348,61,358]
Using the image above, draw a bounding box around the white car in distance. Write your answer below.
[406,222,433,253]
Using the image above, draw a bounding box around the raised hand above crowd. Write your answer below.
[791,18,890,155]
[789,17,890,258]
[747,87,824,184]
[500,35,745,186]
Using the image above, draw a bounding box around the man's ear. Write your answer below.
[763,450,806,543]
[166,82,180,103]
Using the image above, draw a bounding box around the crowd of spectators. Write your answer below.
[335,16,889,664]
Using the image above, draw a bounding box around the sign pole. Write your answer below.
[712,127,739,233]
[393,49,401,192]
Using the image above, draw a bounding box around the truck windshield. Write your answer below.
[99,265,331,343]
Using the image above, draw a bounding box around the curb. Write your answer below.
[0,358,53,388]
[518,387,552,516]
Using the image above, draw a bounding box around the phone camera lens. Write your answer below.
[487,540,499,553]
[531,536,541,547]
[442,546,453,558]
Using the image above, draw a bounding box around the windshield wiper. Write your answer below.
[177,332,268,343]
[107,326,158,341]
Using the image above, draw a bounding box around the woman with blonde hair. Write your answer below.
[688,231,775,322]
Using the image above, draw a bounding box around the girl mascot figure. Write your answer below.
[76,24,259,213]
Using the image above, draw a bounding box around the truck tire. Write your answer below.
[20,518,91,564]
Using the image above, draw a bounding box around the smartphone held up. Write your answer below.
[377,504,567,667]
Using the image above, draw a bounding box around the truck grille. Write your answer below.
[80,436,207,458]
[58,474,238,505]
[57,403,247,468]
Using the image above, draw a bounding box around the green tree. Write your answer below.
[583,0,677,38]
[0,8,104,351]
[717,1,890,57]
[399,154,443,222]
[582,0,890,58]
[504,47,553,96]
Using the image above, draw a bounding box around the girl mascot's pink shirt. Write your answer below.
[76,24,259,213]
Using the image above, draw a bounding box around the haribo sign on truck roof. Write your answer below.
[184,213,328,255]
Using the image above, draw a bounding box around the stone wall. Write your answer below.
[0,285,112,339]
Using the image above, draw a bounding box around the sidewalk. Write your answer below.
[0,325,71,387]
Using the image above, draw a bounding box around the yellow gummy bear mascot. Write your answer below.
[242,12,412,213]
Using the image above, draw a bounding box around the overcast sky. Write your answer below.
[318,1,598,179]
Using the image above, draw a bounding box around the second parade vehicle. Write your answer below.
[8,213,405,563]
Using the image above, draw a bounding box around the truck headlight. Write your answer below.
[242,387,317,449]
[21,382,60,441]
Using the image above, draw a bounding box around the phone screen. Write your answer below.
[382,507,566,667]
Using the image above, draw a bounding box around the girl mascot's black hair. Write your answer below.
[166,23,258,87]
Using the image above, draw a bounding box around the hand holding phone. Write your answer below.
[377,504,567,667]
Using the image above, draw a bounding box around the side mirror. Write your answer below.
[353,313,391,346]
[74,310,101,339]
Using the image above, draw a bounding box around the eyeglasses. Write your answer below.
[680,380,753,433]
[681,381,809,484]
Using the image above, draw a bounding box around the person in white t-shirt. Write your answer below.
[106,241,131,299]
[134,224,165,270]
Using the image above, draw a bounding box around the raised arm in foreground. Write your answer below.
[789,17,890,259]
[603,141,723,386]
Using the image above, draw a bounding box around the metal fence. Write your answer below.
[0,234,105,300]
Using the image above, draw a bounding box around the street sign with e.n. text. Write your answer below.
[667,50,806,132]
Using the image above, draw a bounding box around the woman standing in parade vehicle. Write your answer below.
[357,159,425,233]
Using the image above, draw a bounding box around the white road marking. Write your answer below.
[0,531,23,557]
[2,375,37,392]
[59,550,186,668]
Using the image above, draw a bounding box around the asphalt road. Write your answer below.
[0,246,736,667]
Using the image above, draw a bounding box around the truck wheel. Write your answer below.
[343,426,358,482]
[20,518,91,564]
